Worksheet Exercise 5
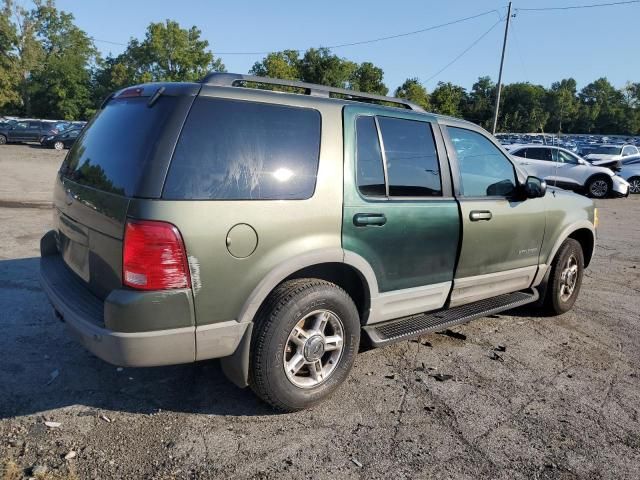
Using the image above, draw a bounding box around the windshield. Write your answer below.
[591,146,622,155]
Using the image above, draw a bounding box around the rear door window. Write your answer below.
[355,116,386,197]
[377,116,441,197]
[163,97,321,200]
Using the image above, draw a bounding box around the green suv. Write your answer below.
[40,73,596,411]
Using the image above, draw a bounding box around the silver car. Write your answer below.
[619,157,640,194]
[510,145,629,198]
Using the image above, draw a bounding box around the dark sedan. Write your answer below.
[41,128,81,150]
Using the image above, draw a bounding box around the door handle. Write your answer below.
[353,213,387,227]
[469,210,492,222]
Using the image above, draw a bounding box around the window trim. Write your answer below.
[442,124,520,200]
[354,113,445,201]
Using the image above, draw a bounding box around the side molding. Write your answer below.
[450,266,538,307]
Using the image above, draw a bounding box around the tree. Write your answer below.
[394,78,430,110]
[249,49,300,80]
[349,61,387,95]
[498,82,549,132]
[430,82,467,116]
[0,0,20,110]
[298,48,357,88]
[546,78,578,133]
[578,78,631,134]
[464,76,495,130]
[94,19,225,102]
[28,0,98,120]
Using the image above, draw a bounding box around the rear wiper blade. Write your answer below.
[147,86,166,108]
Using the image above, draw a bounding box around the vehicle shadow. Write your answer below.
[0,257,276,419]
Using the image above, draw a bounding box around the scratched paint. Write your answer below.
[188,255,202,294]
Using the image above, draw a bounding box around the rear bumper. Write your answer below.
[40,231,248,367]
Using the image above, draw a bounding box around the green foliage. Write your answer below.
[464,76,495,129]
[430,82,466,117]
[0,1,20,109]
[394,78,430,110]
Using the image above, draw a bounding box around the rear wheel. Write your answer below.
[249,279,360,411]
[586,175,611,198]
[0,135,6,145]
[543,238,584,315]
[628,176,640,194]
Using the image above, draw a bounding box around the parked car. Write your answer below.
[0,120,53,145]
[584,144,639,168]
[510,145,629,198]
[40,128,82,150]
[619,159,640,194]
[40,73,597,411]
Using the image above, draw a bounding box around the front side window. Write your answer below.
[377,117,441,197]
[164,98,321,200]
[557,150,578,164]
[448,127,516,197]
[356,116,386,197]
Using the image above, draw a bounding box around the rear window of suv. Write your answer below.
[163,97,321,200]
[62,96,179,196]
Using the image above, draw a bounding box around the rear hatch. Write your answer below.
[53,83,200,299]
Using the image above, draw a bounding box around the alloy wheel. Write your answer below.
[629,178,640,194]
[589,179,608,198]
[283,309,345,388]
[559,254,579,302]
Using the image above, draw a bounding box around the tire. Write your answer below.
[249,278,360,412]
[53,141,64,150]
[628,176,640,194]
[586,175,611,198]
[543,238,584,315]
[0,135,6,145]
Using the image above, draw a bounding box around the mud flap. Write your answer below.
[220,323,253,388]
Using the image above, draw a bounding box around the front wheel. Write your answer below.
[586,176,611,198]
[0,135,6,145]
[543,238,584,315]
[249,279,360,411]
[628,176,640,194]
[53,141,64,150]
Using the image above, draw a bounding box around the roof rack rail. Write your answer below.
[200,72,425,112]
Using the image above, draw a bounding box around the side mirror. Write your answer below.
[524,176,547,199]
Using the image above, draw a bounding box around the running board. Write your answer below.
[363,289,539,347]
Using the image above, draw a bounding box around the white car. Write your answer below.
[510,145,629,198]
[619,157,640,194]
[584,144,639,167]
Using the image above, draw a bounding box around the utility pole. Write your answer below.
[492,1,513,135]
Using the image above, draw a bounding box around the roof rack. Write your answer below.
[201,72,425,112]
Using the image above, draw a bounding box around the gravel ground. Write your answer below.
[1,144,639,479]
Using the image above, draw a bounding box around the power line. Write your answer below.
[424,18,504,85]
[88,9,503,55]
[516,0,639,11]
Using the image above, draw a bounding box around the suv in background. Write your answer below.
[510,145,629,198]
[0,120,53,145]
[40,74,597,411]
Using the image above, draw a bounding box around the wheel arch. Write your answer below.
[221,249,377,388]
[546,222,595,268]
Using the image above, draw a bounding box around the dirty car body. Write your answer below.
[40,74,597,410]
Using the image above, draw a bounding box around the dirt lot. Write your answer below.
[1,144,639,479]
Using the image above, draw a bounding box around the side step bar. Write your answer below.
[363,289,539,347]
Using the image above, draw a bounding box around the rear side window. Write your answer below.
[163,98,321,200]
[377,117,441,197]
[356,116,386,197]
[63,96,179,196]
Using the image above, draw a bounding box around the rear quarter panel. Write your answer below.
[127,89,345,327]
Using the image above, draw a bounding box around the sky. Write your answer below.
[56,0,640,93]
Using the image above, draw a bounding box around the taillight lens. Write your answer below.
[123,220,191,290]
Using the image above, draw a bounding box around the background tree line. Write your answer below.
[1,0,639,134]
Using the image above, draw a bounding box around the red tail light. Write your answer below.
[123,220,191,290]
